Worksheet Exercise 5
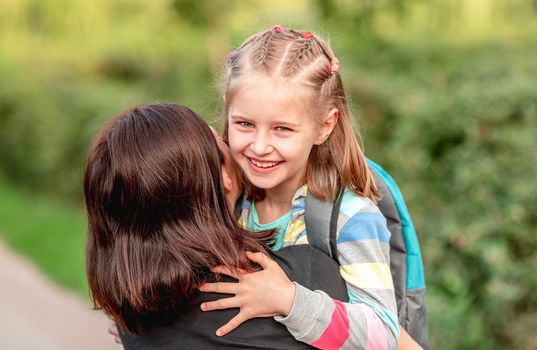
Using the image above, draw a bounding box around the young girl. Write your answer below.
[200,27,402,349]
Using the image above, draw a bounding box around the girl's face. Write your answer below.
[227,80,323,196]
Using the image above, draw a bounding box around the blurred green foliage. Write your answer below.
[0,0,536,348]
[351,40,537,349]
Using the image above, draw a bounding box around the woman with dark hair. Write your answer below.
[84,103,348,349]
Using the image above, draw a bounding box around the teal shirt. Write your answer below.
[247,202,292,250]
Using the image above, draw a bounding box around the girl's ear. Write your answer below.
[315,108,339,145]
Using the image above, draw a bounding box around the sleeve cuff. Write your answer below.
[274,282,334,342]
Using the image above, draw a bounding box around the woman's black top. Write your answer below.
[120,245,348,349]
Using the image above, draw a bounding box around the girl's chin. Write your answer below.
[248,178,278,190]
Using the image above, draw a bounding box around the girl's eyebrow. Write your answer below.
[230,114,252,121]
[271,119,300,128]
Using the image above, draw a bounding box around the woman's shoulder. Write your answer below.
[271,246,348,301]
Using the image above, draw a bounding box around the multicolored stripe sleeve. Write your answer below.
[275,194,399,349]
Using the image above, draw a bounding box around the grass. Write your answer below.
[0,176,88,297]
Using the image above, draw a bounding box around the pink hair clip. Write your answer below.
[327,57,340,75]
[272,25,282,33]
[227,50,238,62]
[302,32,313,40]
[302,31,313,40]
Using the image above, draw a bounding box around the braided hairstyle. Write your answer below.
[221,27,378,202]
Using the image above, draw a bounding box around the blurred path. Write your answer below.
[0,240,121,350]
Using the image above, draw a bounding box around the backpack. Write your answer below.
[305,158,429,349]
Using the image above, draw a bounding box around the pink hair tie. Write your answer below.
[272,25,282,33]
[302,31,313,40]
[327,57,340,75]
[227,50,238,62]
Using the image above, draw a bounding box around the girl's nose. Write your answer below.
[250,135,274,155]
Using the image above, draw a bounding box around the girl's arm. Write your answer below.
[201,197,400,349]
[201,245,399,349]
[274,199,399,349]
[199,251,297,335]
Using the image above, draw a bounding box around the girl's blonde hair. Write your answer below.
[221,27,378,201]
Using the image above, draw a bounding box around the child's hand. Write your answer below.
[107,318,122,345]
[199,251,296,336]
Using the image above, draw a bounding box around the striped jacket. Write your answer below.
[239,185,399,350]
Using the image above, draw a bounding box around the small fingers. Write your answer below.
[216,312,251,336]
[211,265,244,279]
[107,323,118,337]
[107,320,122,344]
[200,296,240,312]
[245,251,273,269]
[199,282,239,294]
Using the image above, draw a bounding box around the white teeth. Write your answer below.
[250,158,279,168]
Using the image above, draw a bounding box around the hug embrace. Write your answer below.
[85,26,426,350]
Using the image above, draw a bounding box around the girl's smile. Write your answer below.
[247,156,284,173]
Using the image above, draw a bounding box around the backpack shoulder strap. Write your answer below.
[305,188,344,262]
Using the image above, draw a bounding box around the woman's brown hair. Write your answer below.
[220,28,379,202]
[84,103,271,334]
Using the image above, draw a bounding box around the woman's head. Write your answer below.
[84,103,268,333]
[221,26,378,201]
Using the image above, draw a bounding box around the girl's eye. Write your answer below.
[275,126,291,132]
[237,121,254,128]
